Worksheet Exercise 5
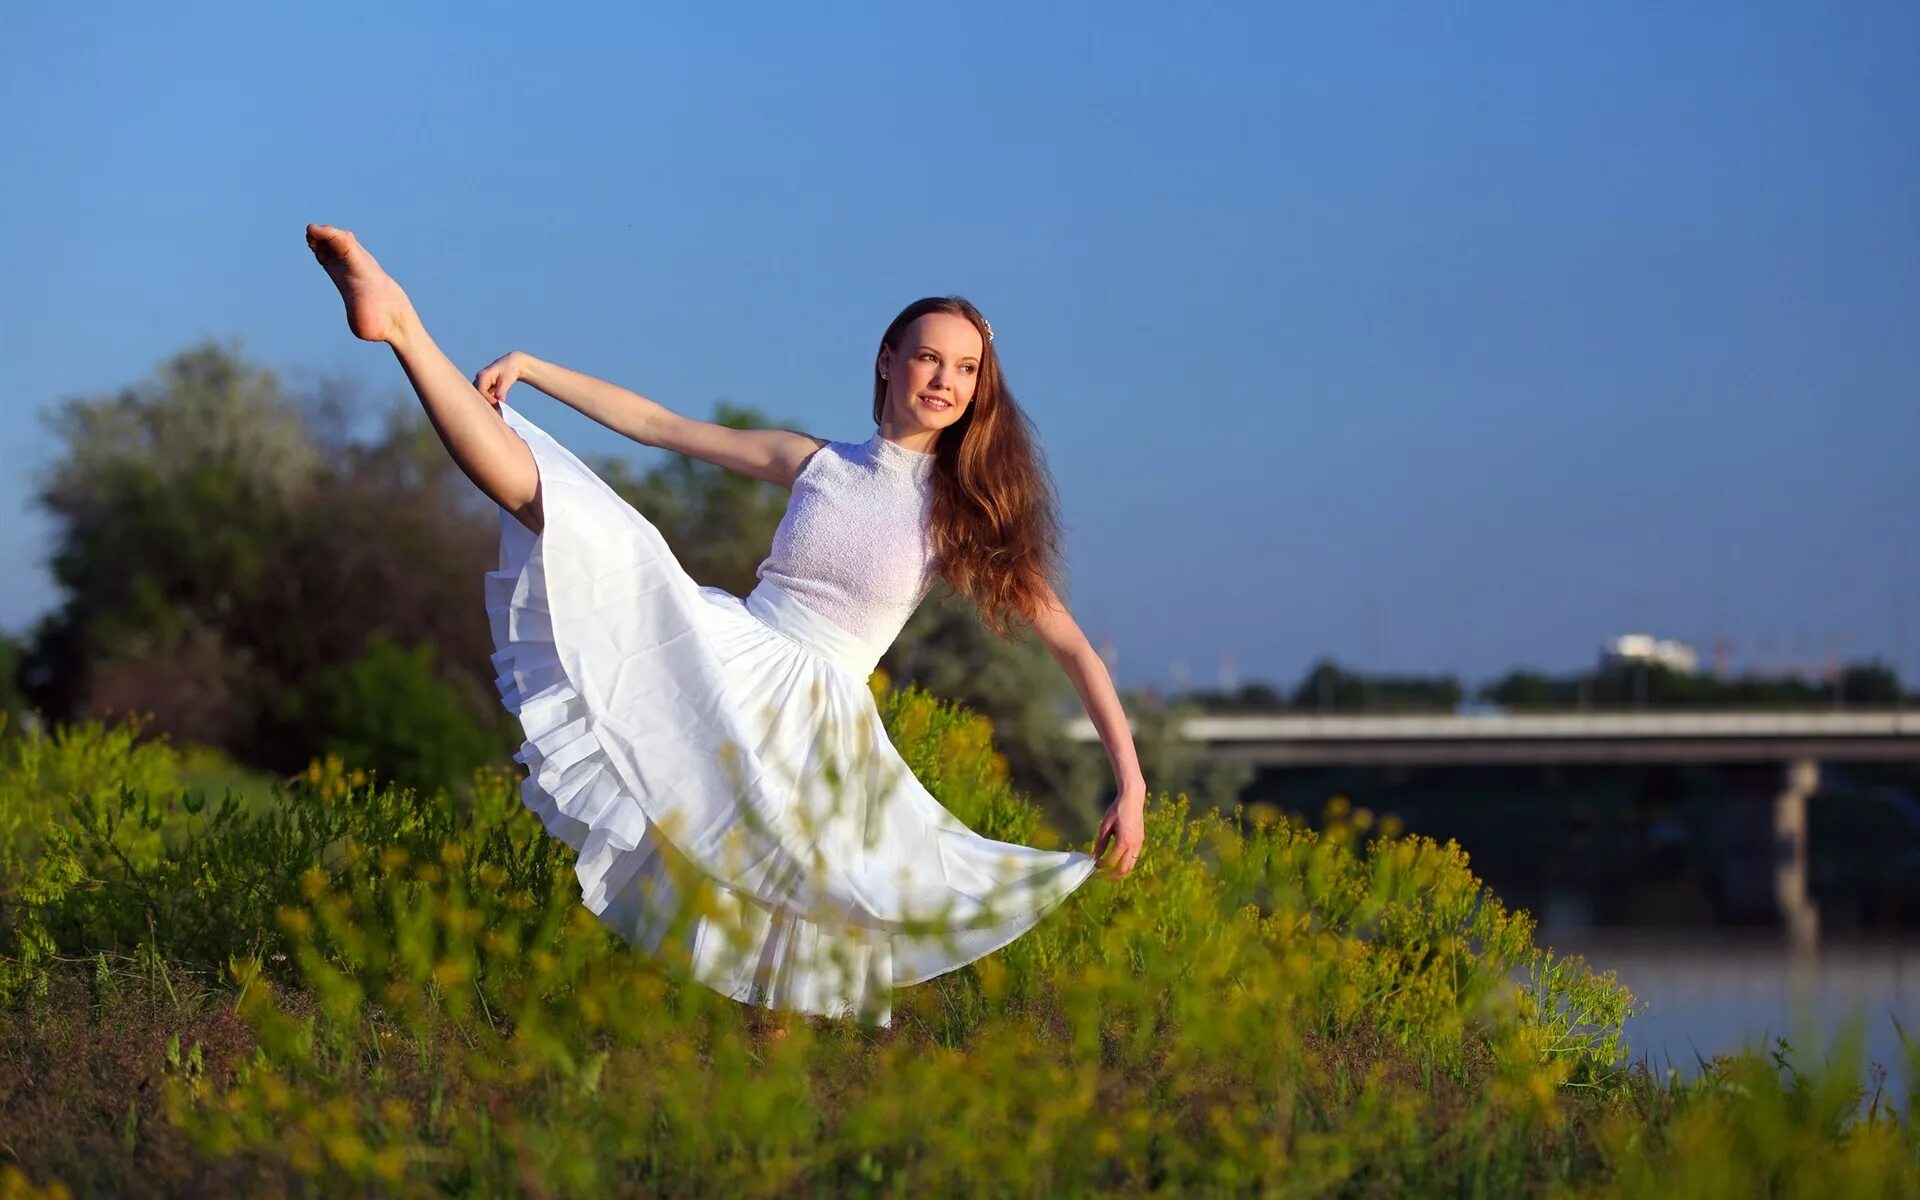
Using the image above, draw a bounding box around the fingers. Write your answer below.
[1094,808,1147,877]
[474,370,503,407]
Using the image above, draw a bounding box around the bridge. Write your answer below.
[1061,709,1920,767]
[1063,708,1920,950]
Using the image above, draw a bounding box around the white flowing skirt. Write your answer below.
[484,402,1098,1026]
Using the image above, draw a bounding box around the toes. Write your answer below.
[304,223,352,250]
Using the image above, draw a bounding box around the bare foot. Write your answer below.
[305,223,416,344]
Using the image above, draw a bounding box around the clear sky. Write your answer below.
[3,1,1915,693]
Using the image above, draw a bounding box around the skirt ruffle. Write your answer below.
[485,402,1098,1025]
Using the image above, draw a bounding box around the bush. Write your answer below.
[1,690,1913,1196]
[289,633,506,798]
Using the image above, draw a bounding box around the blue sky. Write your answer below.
[3,1,1915,692]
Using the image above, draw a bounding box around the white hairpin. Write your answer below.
[981,315,994,343]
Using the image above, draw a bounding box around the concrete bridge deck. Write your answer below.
[1062,710,1920,766]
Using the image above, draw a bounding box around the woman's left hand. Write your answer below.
[474,350,532,409]
[1094,782,1147,878]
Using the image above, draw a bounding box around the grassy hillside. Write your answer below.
[0,685,1913,1197]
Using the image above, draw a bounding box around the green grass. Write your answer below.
[1,688,1914,1197]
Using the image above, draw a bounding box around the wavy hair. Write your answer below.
[871,296,1063,639]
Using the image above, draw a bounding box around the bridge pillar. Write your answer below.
[1774,757,1820,952]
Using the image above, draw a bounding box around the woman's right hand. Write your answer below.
[474,351,531,408]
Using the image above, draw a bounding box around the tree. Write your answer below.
[1478,669,1568,709]
[21,338,321,737]
[0,632,26,732]
[21,339,505,772]
[1478,659,1915,710]
[293,633,505,797]
[237,390,502,770]
[1290,658,1461,713]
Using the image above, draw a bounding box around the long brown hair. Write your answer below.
[872,296,1064,639]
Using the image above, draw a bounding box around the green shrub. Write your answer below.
[289,633,504,798]
[1,691,1913,1196]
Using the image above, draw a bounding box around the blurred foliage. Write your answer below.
[4,702,1912,1195]
[1299,658,1466,713]
[287,634,508,799]
[34,338,321,635]
[1190,658,1915,715]
[1482,660,1911,710]
[14,338,503,774]
[0,635,26,727]
[0,710,184,899]
[1188,659,1469,714]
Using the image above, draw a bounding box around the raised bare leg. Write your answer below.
[305,223,544,534]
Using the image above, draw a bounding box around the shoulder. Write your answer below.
[790,435,839,487]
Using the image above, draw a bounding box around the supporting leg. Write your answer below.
[1774,757,1820,953]
[305,223,544,534]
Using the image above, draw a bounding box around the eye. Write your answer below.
[919,352,937,362]
[961,364,976,374]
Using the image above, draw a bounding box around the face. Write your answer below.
[877,312,984,435]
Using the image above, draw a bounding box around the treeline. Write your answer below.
[1186,657,1914,715]
[1479,660,1910,711]
[1,338,1241,826]
[5,341,516,793]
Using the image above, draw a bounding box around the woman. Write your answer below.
[304,223,1147,1027]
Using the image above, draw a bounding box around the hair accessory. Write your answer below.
[981,315,994,344]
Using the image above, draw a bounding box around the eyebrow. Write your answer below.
[916,345,980,363]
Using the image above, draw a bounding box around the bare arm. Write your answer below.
[1024,581,1149,876]
[505,353,825,488]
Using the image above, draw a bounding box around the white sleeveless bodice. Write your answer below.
[751,431,939,653]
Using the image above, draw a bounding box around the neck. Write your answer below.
[875,418,941,456]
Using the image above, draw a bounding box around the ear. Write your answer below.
[876,344,892,378]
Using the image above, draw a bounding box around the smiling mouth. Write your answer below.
[919,394,952,411]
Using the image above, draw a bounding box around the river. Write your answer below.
[1542,928,1917,1100]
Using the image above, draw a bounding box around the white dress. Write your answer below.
[484,401,1098,1026]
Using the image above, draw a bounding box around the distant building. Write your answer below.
[1601,633,1699,674]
